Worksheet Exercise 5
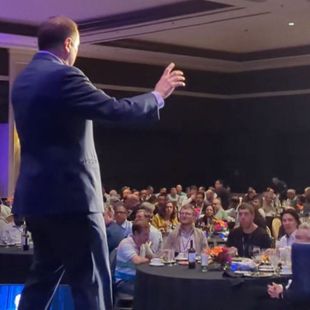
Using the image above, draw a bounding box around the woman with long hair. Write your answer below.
[151,201,178,236]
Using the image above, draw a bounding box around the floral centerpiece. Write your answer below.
[205,246,232,269]
[210,219,229,240]
[212,219,228,233]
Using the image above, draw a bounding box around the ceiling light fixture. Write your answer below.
[288,22,295,26]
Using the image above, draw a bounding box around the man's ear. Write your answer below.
[64,37,72,53]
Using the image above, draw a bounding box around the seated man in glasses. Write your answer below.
[114,203,133,238]
[163,204,208,255]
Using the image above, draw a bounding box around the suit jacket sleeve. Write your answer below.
[61,66,160,122]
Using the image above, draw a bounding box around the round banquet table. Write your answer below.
[134,263,289,310]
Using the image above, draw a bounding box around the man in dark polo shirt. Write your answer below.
[227,203,271,257]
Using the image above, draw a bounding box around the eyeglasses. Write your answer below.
[179,212,193,216]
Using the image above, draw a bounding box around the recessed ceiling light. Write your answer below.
[288,22,295,26]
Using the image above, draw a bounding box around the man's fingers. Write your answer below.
[169,76,186,83]
[171,81,186,88]
[169,76,186,87]
[177,81,186,87]
[171,70,184,77]
[163,62,175,76]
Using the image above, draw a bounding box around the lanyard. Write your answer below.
[180,230,194,253]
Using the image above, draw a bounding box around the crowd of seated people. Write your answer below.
[99,180,310,299]
[0,197,22,245]
[1,180,310,303]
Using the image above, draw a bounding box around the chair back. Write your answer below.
[109,248,117,284]
[271,218,281,239]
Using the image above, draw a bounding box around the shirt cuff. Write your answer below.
[152,91,165,109]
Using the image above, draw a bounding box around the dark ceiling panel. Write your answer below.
[78,0,232,32]
[98,39,310,62]
[0,21,37,37]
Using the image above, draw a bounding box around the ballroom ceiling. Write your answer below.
[1,0,310,71]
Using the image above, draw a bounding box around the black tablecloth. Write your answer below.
[0,247,33,283]
[134,264,289,310]
[0,247,71,284]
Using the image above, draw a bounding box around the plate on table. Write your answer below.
[250,272,274,278]
[163,260,176,264]
[149,262,165,267]
[175,256,188,261]
[234,271,253,277]
[258,265,274,272]
[232,257,243,262]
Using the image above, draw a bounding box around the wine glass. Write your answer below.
[269,254,280,275]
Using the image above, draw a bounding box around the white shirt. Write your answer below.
[149,225,163,254]
[0,204,12,219]
[115,236,138,282]
[279,230,297,247]
[0,219,22,245]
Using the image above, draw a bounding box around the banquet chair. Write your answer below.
[271,218,281,240]
[109,248,133,310]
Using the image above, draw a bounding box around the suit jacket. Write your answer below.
[12,52,159,215]
[285,243,310,306]
[163,224,208,254]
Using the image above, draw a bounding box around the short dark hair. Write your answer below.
[132,220,149,235]
[180,204,195,214]
[113,203,127,213]
[38,16,78,50]
[196,192,205,199]
[281,208,300,226]
[238,203,255,215]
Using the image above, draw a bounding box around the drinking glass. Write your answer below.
[269,254,280,275]
[167,249,175,266]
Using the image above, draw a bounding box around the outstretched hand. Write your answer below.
[154,63,186,99]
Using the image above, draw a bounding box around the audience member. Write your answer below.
[250,196,267,230]
[115,220,153,296]
[192,192,208,218]
[151,201,178,237]
[243,187,257,202]
[213,198,228,221]
[284,189,297,209]
[114,204,132,237]
[278,209,300,247]
[167,187,178,204]
[135,209,163,254]
[164,204,207,254]
[196,204,216,234]
[214,179,230,210]
[227,203,272,257]
[103,206,124,253]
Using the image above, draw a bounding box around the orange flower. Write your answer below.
[207,246,224,256]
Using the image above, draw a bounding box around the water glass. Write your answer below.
[269,254,280,274]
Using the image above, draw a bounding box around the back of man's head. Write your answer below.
[38,16,78,50]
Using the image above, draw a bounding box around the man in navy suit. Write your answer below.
[12,16,185,310]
